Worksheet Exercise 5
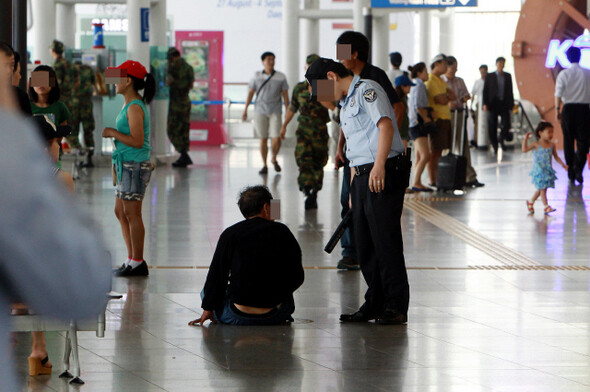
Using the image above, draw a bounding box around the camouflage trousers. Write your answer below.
[295,126,329,192]
[167,101,191,153]
[68,97,95,150]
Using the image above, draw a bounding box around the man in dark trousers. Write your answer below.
[189,185,304,326]
[483,56,514,153]
[334,30,404,271]
[555,46,590,185]
[167,47,195,167]
[307,58,411,325]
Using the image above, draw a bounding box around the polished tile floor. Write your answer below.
[13,141,590,391]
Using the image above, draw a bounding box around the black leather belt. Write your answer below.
[354,155,400,176]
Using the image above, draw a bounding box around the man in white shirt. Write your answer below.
[471,65,488,148]
[387,52,404,87]
[242,52,290,174]
[555,46,590,185]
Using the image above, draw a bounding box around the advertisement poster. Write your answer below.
[175,31,226,145]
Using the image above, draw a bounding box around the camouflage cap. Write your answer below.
[167,47,181,60]
[306,54,320,65]
[50,40,64,54]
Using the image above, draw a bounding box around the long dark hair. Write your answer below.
[129,73,156,104]
[408,62,426,79]
[28,65,60,104]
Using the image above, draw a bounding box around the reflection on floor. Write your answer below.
[13,142,590,391]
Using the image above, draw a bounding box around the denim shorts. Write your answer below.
[115,160,152,201]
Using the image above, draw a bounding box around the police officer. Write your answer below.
[167,47,195,167]
[280,54,330,210]
[71,61,96,167]
[306,58,411,325]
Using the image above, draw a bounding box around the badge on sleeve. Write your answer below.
[363,89,377,103]
[350,97,355,107]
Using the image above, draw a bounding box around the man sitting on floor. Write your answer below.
[189,185,304,326]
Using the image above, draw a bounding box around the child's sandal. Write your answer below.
[526,200,534,214]
[544,205,556,215]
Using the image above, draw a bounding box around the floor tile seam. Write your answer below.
[528,366,590,387]
[405,200,541,266]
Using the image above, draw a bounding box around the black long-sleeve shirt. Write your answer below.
[201,217,304,310]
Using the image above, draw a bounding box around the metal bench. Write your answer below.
[11,293,122,385]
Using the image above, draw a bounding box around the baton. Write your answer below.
[324,210,353,254]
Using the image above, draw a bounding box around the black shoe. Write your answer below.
[112,263,127,275]
[259,166,268,174]
[337,256,360,271]
[172,152,192,167]
[114,261,149,277]
[376,309,407,325]
[466,180,485,188]
[575,172,584,185]
[340,310,377,323]
[469,140,477,149]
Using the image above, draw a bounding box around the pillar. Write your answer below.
[127,0,150,67]
[282,0,299,95]
[372,15,389,71]
[13,0,27,88]
[0,0,12,45]
[353,0,366,32]
[438,9,455,56]
[149,0,171,158]
[32,0,56,64]
[56,3,75,49]
[419,10,431,66]
[302,0,319,62]
[282,0,299,140]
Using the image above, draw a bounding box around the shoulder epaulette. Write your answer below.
[354,80,363,89]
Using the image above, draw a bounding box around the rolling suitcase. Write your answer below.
[436,109,467,191]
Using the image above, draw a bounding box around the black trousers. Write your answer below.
[486,105,511,152]
[561,104,590,180]
[350,156,411,315]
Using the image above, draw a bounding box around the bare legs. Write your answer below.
[412,137,431,189]
[260,137,281,168]
[30,332,51,367]
[114,198,145,261]
[530,189,548,206]
[427,149,442,185]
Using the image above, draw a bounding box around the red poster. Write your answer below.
[175,31,227,145]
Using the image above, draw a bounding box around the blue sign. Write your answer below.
[371,0,477,8]
[140,8,150,42]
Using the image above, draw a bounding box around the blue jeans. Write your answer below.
[340,158,356,259]
[201,290,295,325]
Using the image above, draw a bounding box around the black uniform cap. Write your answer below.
[304,57,340,84]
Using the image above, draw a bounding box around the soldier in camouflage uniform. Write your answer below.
[50,40,78,131]
[70,61,96,166]
[280,54,330,210]
[167,47,195,167]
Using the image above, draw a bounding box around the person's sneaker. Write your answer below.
[114,260,149,277]
[376,309,407,325]
[340,310,376,323]
[337,256,360,271]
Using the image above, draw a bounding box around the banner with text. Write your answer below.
[371,0,477,8]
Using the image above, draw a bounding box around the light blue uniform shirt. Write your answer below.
[340,75,404,167]
[408,78,429,128]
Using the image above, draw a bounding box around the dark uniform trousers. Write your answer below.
[561,103,590,180]
[350,154,411,316]
[486,98,511,152]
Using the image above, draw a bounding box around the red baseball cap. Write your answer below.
[108,60,147,80]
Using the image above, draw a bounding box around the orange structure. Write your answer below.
[512,0,589,148]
